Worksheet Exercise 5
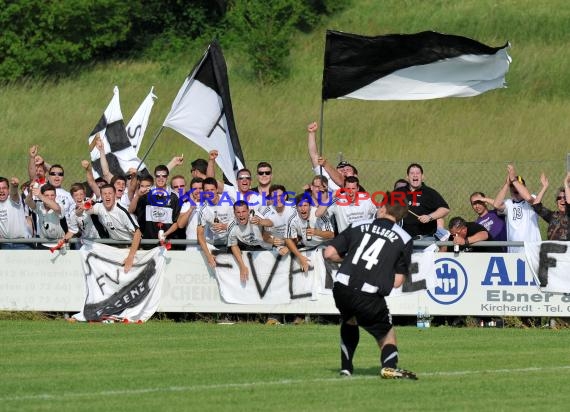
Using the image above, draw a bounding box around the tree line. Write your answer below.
[0,0,347,84]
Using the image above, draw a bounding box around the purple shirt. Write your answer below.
[476,210,506,241]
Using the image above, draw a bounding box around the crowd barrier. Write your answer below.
[1,239,569,317]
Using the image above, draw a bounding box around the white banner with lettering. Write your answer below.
[73,242,167,322]
[214,248,435,304]
[4,245,570,316]
[525,241,570,294]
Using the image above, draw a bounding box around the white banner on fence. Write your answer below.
[3,246,570,316]
[525,241,570,294]
[73,242,167,322]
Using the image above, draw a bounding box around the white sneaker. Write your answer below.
[339,369,352,377]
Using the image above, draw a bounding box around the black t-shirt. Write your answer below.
[403,184,449,237]
[135,191,181,243]
[448,222,502,253]
[329,218,413,296]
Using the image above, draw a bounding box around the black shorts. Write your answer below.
[333,283,392,341]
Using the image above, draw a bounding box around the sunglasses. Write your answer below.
[49,172,64,177]
[257,171,272,176]
[238,176,251,180]
[155,174,168,178]
[172,185,186,189]
[557,196,565,200]
[471,201,483,206]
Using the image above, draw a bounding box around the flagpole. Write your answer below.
[318,99,325,175]
[136,126,165,172]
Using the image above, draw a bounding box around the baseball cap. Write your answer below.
[336,161,352,169]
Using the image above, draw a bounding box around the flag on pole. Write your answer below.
[88,86,148,179]
[126,87,157,155]
[322,30,511,101]
[163,40,245,187]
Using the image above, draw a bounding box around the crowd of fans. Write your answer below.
[1,122,569,266]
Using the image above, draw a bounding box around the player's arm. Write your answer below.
[324,245,343,262]
[28,145,38,181]
[318,156,344,188]
[96,138,114,184]
[82,160,101,198]
[532,172,549,205]
[285,238,310,272]
[394,273,405,288]
[493,176,511,211]
[230,244,249,282]
[197,225,216,268]
[123,228,142,273]
[565,172,570,204]
[307,122,319,168]
[9,177,20,203]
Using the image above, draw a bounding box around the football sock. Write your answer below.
[340,322,359,373]
[381,344,399,369]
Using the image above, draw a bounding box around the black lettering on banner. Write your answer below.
[401,261,427,292]
[538,242,567,287]
[83,253,157,321]
[207,111,226,138]
[96,275,106,295]
[289,254,312,300]
[247,252,282,298]
[127,124,142,140]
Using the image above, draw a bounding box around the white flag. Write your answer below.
[163,41,245,187]
[126,87,157,155]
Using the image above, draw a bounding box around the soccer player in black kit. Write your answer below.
[324,192,417,380]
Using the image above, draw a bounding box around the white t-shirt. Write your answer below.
[88,202,139,241]
[287,208,334,247]
[227,220,271,249]
[55,187,74,218]
[180,201,200,248]
[0,198,30,239]
[197,202,234,246]
[35,202,65,239]
[503,198,541,253]
[66,211,100,239]
[259,205,297,239]
[325,197,377,233]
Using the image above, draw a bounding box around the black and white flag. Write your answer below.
[88,86,148,178]
[163,40,245,187]
[73,241,167,322]
[322,30,511,100]
[126,87,157,155]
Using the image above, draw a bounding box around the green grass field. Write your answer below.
[2,320,570,411]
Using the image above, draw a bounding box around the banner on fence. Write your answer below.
[525,241,570,294]
[73,242,167,322]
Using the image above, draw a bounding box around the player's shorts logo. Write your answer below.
[427,257,468,305]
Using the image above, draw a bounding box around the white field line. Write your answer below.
[2,365,570,403]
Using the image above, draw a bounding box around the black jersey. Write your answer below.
[329,218,413,296]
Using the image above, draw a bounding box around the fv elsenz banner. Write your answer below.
[73,241,167,322]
